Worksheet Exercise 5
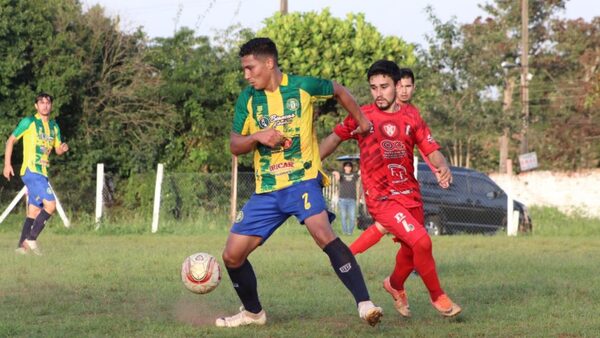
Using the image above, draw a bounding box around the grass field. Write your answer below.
[1,207,599,337]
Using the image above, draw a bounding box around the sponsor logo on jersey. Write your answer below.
[269,161,295,174]
[258,116,270,128]
[427,134,435,144]
[388,164,408,183]
[269,113,296,127]
[380,140,407,159]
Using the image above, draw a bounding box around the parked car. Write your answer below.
[352,161,532,235]
[417,163,532,235]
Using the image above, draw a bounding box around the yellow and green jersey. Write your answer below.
[232,73,333,193]
[11,113,62,177]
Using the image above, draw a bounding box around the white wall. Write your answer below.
[490,169,600,218]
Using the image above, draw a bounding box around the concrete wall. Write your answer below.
[489,169,600,218]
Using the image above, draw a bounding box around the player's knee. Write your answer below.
[222,250,244,268]
[43,201,56,214]
[413,235,432,255]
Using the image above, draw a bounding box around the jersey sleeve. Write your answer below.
[11,117,33,140]
[414,110,441,157]
[232,88,252,136]
[53,122,62,147]
[298,76,334,101]
[333,114,359,141]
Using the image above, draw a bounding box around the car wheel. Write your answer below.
[425,215,443,236]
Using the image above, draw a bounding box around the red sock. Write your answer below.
[412,236,444,301]
[349,224,384,255]
[389,244,414,291]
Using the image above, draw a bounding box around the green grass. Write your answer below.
[1,208,599,337]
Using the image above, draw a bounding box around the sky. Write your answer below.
[80,0,598,47]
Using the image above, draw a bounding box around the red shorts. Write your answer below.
[367,199,427,247]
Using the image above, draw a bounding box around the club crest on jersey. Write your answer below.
[380,122,399,138]
[286,98,300,111]
[258,116,270,129]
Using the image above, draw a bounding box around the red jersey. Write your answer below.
[334,103,440,208]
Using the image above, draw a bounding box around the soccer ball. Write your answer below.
[181,252,221,294]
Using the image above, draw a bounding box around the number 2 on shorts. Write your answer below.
[302,192,311,210]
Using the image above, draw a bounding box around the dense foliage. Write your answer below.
[0,0,597,212]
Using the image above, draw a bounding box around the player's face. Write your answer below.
[369,74,397,112]
[396,77,415,104]
[35,98,52,116]
[241,54,273,90]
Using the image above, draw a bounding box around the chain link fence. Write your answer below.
[0,164,530,235]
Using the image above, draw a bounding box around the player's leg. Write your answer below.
[20,172,54,255]
[375,202,461,316]
[294,179,382,326]
[29,199,55,241]
[411,235,461,316]
[216,192,285,327]
[16,203,38,251]
[349,222,386,255]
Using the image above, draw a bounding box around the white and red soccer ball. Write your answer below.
[181,252,221,294]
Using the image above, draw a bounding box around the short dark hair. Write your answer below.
[343,161,353,168]
[367,60,401,83]
[35,92,53,103]
[239,37,278,64]
[398,68,415,84]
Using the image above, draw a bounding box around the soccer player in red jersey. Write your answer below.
[320,60,461,317]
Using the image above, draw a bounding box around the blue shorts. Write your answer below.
[21,169,55,207]
[231,177,335,243]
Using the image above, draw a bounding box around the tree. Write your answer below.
[146,26,252,172]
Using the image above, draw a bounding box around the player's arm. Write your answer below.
[332,82,371,135]
[427,150,452,188]
[319,132,343,161]
[230,129,284,156]
[3,135,16,180]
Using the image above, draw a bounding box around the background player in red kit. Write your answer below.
[320,60,461,318]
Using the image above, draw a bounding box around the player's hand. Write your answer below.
[59,143,69,153]
[435,166,452,189]
[3,165,14,181]
[253,128,284,148]
[350,120,373,136]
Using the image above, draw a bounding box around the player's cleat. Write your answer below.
[431,294,462,317]
[23,240,42,256]
[15,246,28,255]
[383,277,411,317]
[358,301,383,326]
[215,309,267,328]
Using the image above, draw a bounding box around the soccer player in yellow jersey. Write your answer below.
[215,38,383,328]
[3,93,69,255]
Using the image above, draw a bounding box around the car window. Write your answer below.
[469,176,500,196]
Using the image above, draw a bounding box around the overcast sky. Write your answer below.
[80,0,597,47]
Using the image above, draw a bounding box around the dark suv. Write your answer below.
[356,163,532,235]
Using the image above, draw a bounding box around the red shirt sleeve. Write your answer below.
[333,114,359,141]
[413,108,441,157]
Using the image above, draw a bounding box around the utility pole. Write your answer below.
[520,0,529,154]
[280,0,288,15]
